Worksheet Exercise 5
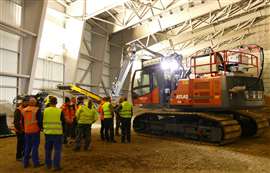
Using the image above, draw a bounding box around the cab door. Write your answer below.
[131,69,160,105]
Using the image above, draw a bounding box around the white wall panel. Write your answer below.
[0,30,20,51]
[0,0,21,103]
[0,76,16,86]
[76,69,91,84]
[104,46,110,64]
[102,66,110,75]
[80,43,89,55]
[102,76,110,88]
[33,80,61,89]
[35,59,64,82]
[82,71,91,84]
[0,0,22,27]
[77,58,91,70]
[0,88,16,102]
[84,30,91,42]
[0,50,18,73]
[38,8,65,62]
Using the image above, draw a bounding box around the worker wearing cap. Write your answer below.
[22,96,43,168]
[61,97,75,144]
[43,96,65,171]
[74,99,98,151]
[44,95,54,108]
[13,97,28,161]
[98,97,106,141]
[118,97,133,143]
[102,97,116,143]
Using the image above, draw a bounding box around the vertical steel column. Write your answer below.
[20,0,48,94]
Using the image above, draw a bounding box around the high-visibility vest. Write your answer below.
[61,103,75,124]
[102,102,112,118]
[119,101,133,118]
[98,102,105,120]
[14,106,24,132]
[43,107,63,135]
[22,106,40,134]
[76,105,98,124]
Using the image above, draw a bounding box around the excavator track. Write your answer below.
[233,110,269,137]
[133,109,241,145]
[133,108,269,145]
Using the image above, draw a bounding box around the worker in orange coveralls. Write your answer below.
[98,97,106,141]
[61,97,76,144]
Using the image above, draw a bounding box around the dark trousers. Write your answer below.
[16,132,24,159]
[45,135,62,169]
[64,123,75,143]
[115,115,121,135]
[120,118,131,143]
[24,133,40,167]
[100,120,105,140]
[104,118,114,142]
[75,124,91,150]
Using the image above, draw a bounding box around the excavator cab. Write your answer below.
[132,67,160,106]
[131,54,186,107]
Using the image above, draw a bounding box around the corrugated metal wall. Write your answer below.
[76,23,111,96]
[77,26,92,88]
[32,8,65,96]
[0,0,22,103]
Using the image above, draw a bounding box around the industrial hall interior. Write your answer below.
[1,0,270,172]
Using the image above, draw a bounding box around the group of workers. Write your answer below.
[13,94,133,171]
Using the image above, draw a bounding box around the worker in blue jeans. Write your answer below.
[43,96,65,171]
[22,97,43,168]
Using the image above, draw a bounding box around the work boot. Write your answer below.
[16,157,22,161]
[111,140,117,143]
[53,167,63,172]
[46,165,52,170]
[34,163,44,168]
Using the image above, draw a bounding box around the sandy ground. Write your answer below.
[1,126,270,173]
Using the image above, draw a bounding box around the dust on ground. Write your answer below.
[1,127,270,173]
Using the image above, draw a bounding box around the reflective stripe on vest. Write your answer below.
[43,107,63,135]
[22,106,40,134]
[102,102,112,118]
[119,101,132,118]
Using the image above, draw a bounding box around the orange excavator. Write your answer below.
[131,44,269,144]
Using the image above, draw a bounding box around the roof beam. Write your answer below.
[110,0,242,45]
[159,19,269,56]
[148,5,270,52]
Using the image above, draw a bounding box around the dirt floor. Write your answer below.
[0,126,270,173]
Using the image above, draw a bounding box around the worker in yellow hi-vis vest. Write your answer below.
[118,97,133,143]
[102,97,116,143]
[43,96,65,171]
[74,99,98,151]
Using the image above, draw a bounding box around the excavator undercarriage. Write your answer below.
[133,109,269,145]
